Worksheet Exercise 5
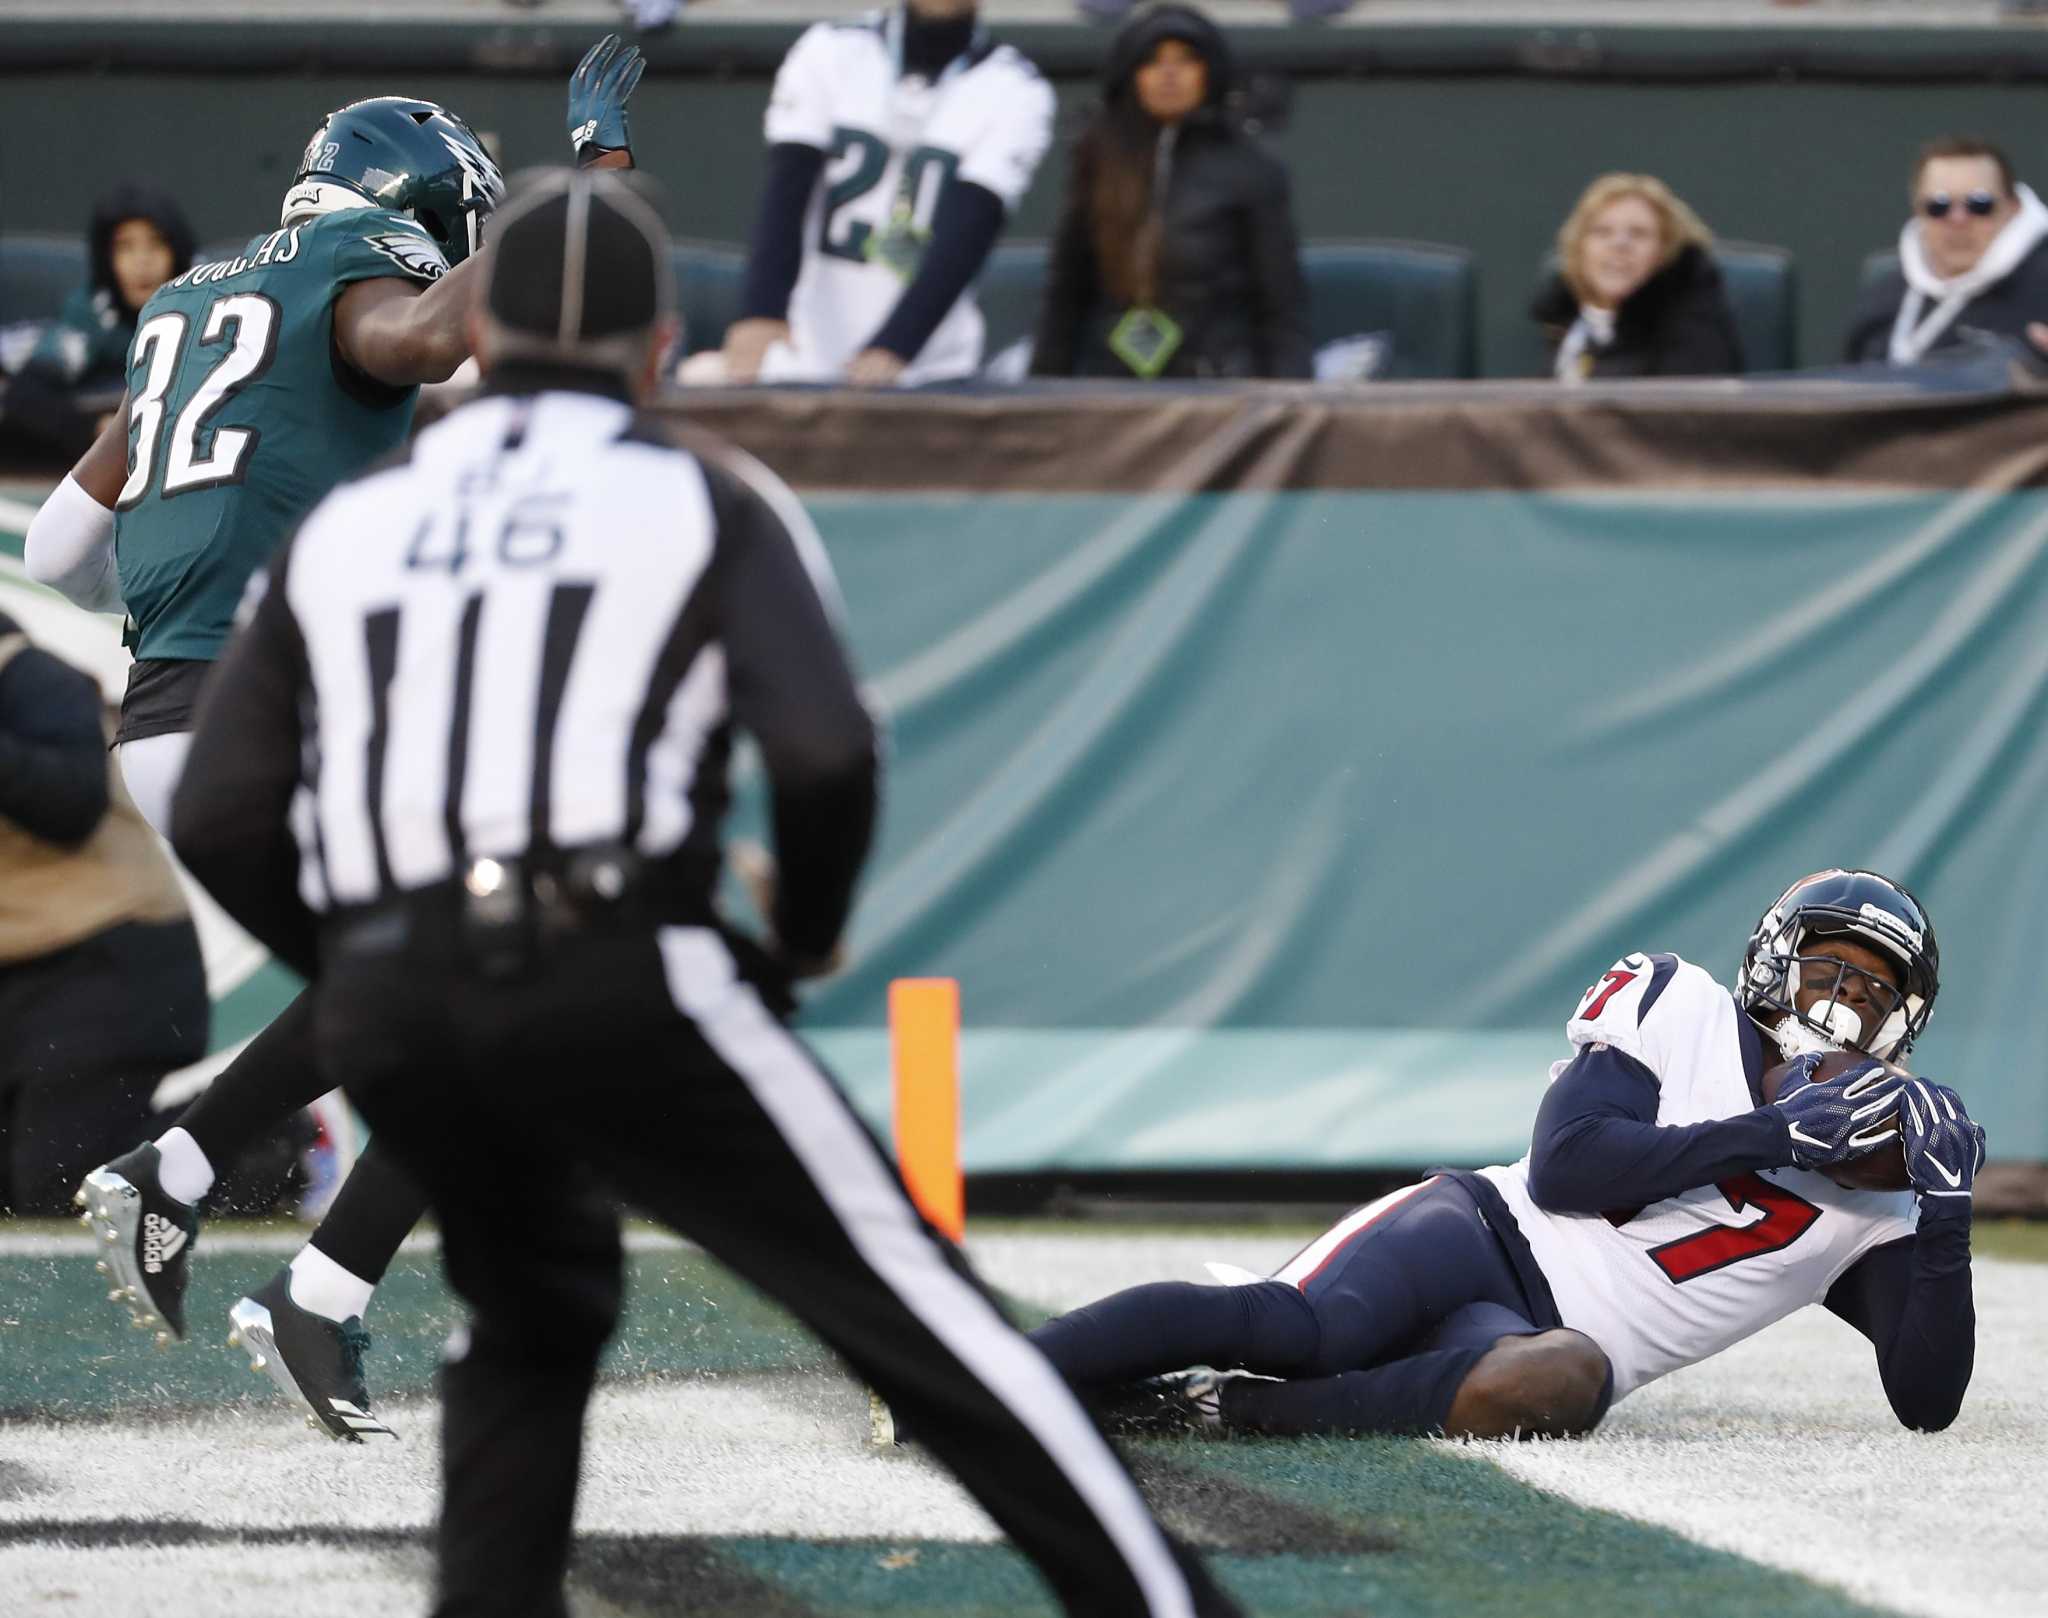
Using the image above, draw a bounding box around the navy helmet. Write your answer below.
[1739,868,1939,1061]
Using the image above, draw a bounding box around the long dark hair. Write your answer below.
[1073,103,1163,308]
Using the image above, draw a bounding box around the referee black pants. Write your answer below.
[319,918,1237,1618]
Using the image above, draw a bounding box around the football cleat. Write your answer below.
[1093,1370,1229,1440]
[77,1146,198,1339]
[227,1270,394,1443]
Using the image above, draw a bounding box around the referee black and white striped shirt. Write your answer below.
[170,374,877,982]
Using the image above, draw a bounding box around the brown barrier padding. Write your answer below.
[634,376,2048,495]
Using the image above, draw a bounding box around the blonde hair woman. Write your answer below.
[1531,173,1744,381]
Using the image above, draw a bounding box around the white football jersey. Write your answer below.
[763,10,1053,384]
[1480,952,1918,1402]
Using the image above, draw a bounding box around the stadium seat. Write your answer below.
[0,234,88,325]
[1713,241,1798,374]
[978,239,1050,362]
[1861,249,1901,291]
[1301,239,1478,380]
[671,239,748,356]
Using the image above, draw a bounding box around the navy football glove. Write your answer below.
[568,35,646,158]
[1771,1053,1903,1170]
[1899,1079,1985,1202]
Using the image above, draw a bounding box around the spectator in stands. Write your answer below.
[0,612,207,1216]
[714,0,1053,386]
[1842,137,2048,366]
[1031,3,1310,381]
[3,185,195,462]
[1531,173,1742,382]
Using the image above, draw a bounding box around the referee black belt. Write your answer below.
[321,846,718,976]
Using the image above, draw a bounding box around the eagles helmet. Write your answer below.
[1739,869,1939,1062]
[284,97,506,266]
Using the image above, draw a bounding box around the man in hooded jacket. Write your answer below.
[1842,137,2048,365]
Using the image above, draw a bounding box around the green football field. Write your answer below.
[3,1220,2041,1618]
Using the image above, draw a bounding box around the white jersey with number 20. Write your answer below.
[764,12,1053,384]
[1481,953,1918,1402]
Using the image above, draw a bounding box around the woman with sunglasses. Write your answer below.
[1530,172,1743,382]
[1843,136,2048,365]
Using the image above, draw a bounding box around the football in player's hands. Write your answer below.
[1763,1050,1910,1189]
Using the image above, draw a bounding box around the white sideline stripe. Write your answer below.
[655,924,1199,1618]
[1272,1174,1436,1286]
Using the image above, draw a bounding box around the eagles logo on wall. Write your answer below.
[363,229,450,283]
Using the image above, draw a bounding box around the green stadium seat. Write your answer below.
[1861,249,1900,292]
[978,239,1049,361]
[1713,241,1797,374]
[1301,239,1478,380]
[0,234,88,325]
[670,239,748,356]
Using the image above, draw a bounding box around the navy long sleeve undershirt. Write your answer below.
[1528,1040,1974,1431]
[1825,1208,1974,1431]
[1525,1043,1794,1215]
[739,142,828,324]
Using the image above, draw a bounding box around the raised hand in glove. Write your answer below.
[568,35,647,161]
[1899,1079,1986,1201]
[1771,1052,1902,1170]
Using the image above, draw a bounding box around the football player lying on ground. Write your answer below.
[953,870,1982,1442]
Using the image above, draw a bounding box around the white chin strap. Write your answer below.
[281,179,375,227]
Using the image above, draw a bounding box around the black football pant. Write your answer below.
[319,918,1238,1618]
[175,990,426,1283]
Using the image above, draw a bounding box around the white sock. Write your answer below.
[153,1127,215,1206]
[287,1245,376,1325]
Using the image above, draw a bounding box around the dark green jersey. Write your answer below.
[113,207,449,662]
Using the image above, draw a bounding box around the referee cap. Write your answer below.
[481,167,675,370]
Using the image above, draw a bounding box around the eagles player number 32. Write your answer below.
[118,293,280,507]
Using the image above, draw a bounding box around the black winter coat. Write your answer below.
[1031,5,1311,381]
[1841,235,2048,364]
[1530,244,1744,379]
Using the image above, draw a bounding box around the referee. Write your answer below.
[170,169,1240,1618]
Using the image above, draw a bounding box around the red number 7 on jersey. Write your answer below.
[1646,1173,1822,1284]
[1579,969,1636,1021]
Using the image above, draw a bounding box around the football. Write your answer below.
[1762,1049,1911,1192]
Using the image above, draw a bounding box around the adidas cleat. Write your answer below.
[77,1146,197,1340]
[227,1271,394,1443]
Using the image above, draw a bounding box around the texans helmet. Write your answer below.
[1739,869,1939,1061]
[284,97,505,266]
